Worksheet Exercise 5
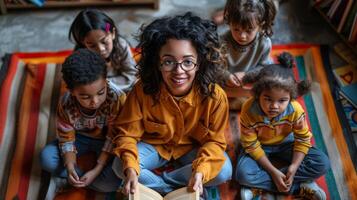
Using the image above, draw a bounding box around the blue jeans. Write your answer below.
[40,134,122,192]
[235,134,330,194]
[112,142,233,194]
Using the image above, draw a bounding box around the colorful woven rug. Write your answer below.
[0,45,355,200]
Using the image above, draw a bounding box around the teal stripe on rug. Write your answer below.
[296,56,340,200]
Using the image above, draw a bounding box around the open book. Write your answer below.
[129,183,199,200]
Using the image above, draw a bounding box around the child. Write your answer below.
[40,49,126,192]
[236,52,330,200]
[111,12,233,197]
[211,0,280,25]
[222,0,277,110]
[69,9,137,93]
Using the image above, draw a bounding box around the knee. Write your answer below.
[235,161,256,185]
[112,157,125,179]
[304,150,331,178]
[235,167,253,185]
[215,160,233,184]
[208,154,233,186]
[314,152,331,176]
[40,145,60,173]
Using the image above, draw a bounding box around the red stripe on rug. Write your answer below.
[13,50,72,59]
[273,44,317,50]
[0,54,20,144]
[17,64,47,199]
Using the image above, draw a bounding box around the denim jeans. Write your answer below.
[112,142,233,194]
[40,134,122,192]
[235,134,330,193]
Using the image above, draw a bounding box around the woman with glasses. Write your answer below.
[110,12,233,198]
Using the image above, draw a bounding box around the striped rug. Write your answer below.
[0,51,71,200]
[0,45,355,200]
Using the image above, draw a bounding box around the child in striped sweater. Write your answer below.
[236,52,330,200]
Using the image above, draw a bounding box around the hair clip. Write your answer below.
[105,23,111,32]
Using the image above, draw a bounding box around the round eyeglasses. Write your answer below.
[160,60,197,72]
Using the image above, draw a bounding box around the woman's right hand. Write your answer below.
[123,168,138,196]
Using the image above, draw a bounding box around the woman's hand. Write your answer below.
[188,172,203,195]
[123,168,138,196]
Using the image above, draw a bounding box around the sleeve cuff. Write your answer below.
[122,153,140,175]
[59,141,77,155]
[194,165,209,183]
[294,145,310,155]
[249,148,265,160]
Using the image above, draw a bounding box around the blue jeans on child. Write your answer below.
[235,133,330,194]
[40,134,122,192]
[112,142,233,194]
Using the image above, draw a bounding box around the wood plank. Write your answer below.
[0,0,7,14]
[5,0,158,10]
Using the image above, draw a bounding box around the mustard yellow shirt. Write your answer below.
[240,97,312,160]
[112,81,229,183]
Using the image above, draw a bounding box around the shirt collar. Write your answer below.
[250,99,295,123]
[160,83,197,107]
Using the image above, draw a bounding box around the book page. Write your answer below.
[129,183,163,200]
[163,187,199,200]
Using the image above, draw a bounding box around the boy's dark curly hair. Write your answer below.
[242,52,311,99]
[61,48,107,90]
[68,9,130,68]
[224,0,276,37]
[136,12,226,100]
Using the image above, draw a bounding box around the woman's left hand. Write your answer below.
[188,172,203,195]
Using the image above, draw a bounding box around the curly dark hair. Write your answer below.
[224,0,276,37]
[242,52,311,99]
[62,48,107,90]
[68,9,130,67]
[136,12,226,100]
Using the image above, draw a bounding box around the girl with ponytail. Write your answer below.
[236,52,330,200]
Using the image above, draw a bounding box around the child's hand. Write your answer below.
[226,74,241,88]
[67,166,85,187]
[285,164,298,190]
[271,169,289,193]
[233,72,245,84]
[79,168,101,186]
[188,172,203,195]
[123,168,138,196]
[226,72,244,88]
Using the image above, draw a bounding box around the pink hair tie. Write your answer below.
[105,23,111,32]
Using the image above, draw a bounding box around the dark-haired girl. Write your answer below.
[222,0,277,110]
[69,9,137,93]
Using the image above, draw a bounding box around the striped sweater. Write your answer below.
[240,97,312,160]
